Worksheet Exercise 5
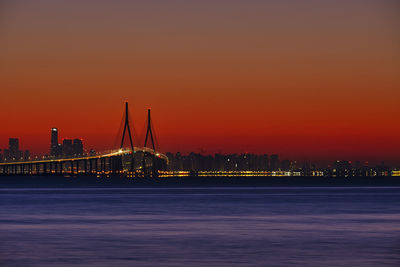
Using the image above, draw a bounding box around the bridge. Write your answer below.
[0,103,168,177]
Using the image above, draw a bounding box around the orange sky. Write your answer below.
[0,0,399,164]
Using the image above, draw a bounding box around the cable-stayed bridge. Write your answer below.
[0,103,168,177]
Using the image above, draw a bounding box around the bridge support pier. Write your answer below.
[89,159,92,174]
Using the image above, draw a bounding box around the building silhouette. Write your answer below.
[73,139,83,156]
[270,154,279,171]
[9,138,20,159]
[51,128,83,158]
[62,139,74,157]
[167,152,274,172]
[1,138,29,162]
[50,128,62,157]
[23,150,30,161]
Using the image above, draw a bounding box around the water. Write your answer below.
[0,186,399,266]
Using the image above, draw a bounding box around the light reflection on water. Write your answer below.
[0,187,399,266]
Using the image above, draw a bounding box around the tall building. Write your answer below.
[73,139,83,156]
[8,138,22,160]
[50,128,58,156]
[9,138,19,158]
[62,139,74,157]
[2,138,24,161]
[270,154,279,171]
[50,128,63,157]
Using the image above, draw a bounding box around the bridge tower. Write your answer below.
[120,102,135,151]
[144,109,156,151]
[142,109,158,177]
[120,102,135,172]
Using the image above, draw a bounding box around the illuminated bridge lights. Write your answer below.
[0,147,168,166]
[158,171,190,178]
[198,171,294,177]
[0,147,168,176]
[158,171,322,178]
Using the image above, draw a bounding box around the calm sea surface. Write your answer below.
[0,186,399,266]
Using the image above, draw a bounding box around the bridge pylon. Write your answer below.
[120,102,135,172]
[142,109,159,177]
[120,102,135,151]
[144,109,156,151]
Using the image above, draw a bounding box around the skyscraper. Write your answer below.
[9,138,21,160]
[50,128,62,157]
[62,139,74,157]
[50,128,59,156]
[73,139,83,156]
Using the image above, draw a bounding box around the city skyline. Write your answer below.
[0,102,399,165]
[0,102,398,176]
[0,119,398,170]
[1,0,399,164]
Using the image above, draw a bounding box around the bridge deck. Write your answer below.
[0,148,168,166]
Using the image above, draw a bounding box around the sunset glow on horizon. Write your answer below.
[1,0,399,164]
